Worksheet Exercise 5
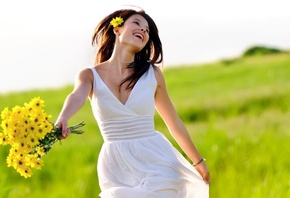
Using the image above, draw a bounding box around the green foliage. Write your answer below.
[1,53,290,197]
[242,45,284,57]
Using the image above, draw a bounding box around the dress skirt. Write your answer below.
[97,132,209,198]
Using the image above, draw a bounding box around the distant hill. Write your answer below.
[242,45,286,57]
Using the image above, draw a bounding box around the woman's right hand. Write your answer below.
[55,117,71,139]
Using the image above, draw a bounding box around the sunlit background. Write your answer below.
[1,0,289,93]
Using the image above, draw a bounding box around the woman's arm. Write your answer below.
[55,68,93,138]
[154,66,210,184]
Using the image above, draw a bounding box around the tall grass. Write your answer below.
[1,52,290,197]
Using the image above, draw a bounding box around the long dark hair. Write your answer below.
[92,9,163,90]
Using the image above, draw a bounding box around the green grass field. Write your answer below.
[1,52,290,198]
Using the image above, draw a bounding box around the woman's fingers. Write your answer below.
[61,127,71,139]
[195,163,210,185]
[203,171,210,184]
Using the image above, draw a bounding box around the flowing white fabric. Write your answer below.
[89,65,209,198]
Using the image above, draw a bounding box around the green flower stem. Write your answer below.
[38,121,85,154]
[68,121,85,134]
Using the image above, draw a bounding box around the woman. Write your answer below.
[56,8,210,198]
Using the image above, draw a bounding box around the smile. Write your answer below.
[133,33,144,41]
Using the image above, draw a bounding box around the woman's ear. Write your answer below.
[113,27,120,35]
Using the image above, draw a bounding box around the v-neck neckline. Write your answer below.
[93,68,139,106]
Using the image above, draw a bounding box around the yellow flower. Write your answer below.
[14,155,26,169]
[18,165,32,178]
[36,147,45,156]
[26,133,39,147]
[0,97,85,178]
[30,157,43,170]
[1,119,9,132]
[1,107,10,120]
[110,17,124,27]
[24,97,44,113]
[34,127,46,139]
[10,147,19,154]
[26,154,42,169]
[0,133,9,145]
[6,153,15,167]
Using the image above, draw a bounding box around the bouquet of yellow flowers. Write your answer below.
[0,97,85,178]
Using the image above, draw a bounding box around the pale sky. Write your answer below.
[1,0,289,93]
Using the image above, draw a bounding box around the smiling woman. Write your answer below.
[54,7,209,198]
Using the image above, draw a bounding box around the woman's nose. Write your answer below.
[140,27,146,32]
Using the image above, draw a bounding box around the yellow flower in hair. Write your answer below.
[110,17,124,27]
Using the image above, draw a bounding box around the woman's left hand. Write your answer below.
[195,162,210,185]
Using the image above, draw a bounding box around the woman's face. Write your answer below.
[117,14,150,53]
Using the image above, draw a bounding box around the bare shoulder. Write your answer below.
[76,67,94,82]
[77,62,107,84]
[78,67,93,76]
[152,65,166,86]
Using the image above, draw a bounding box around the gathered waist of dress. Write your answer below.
[99,117,156,142]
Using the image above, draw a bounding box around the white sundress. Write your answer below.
[89,65,209,198]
